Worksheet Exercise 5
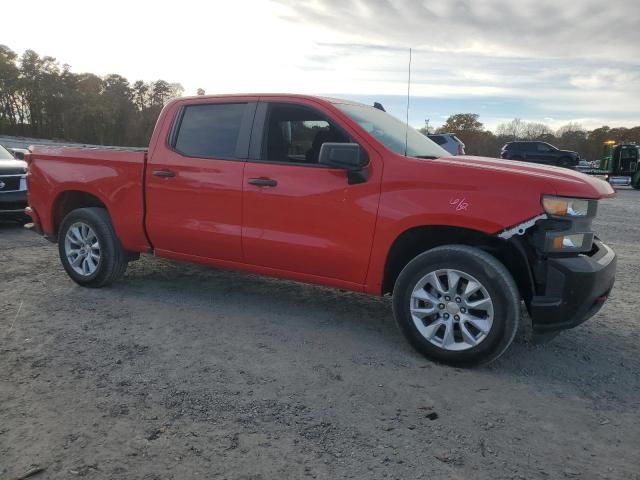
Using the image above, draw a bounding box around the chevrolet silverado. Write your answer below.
[25,94,617,366]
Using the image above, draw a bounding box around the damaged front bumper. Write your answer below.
[499,211,616,334]
[529,239,616,333]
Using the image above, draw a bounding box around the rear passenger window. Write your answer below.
[429,135,446,145]
[174,103,246,158]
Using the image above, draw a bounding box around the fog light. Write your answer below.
[546,233,593,252]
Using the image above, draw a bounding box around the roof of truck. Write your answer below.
[175,93,366,106]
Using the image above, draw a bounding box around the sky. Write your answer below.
[2,0,639,131]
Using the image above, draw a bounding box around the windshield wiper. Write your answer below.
[414,155,439,159]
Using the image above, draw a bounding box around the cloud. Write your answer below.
[274,0,640,59]
[272,0,640,128]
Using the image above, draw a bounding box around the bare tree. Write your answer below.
[496,118,525,140]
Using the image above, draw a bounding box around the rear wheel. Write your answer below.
[392,245,520,366]
[58,207,128,287]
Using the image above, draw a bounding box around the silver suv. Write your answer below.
[427,133,466,155]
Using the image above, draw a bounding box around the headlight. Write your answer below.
[539,196,597,253]
[541,196,596,218]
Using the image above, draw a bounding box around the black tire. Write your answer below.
[392,245,520,367]
[58,207,128,287]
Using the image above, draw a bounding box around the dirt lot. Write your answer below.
[1,190,639,480]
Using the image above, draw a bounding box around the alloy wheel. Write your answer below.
[64,222,101,276]
[410,269,494,351]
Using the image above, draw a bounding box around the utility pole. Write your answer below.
[424,119,431,134]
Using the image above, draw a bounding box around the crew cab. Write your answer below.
[25,94,617,366]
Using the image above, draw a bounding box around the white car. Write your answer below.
[427,133,465,155]
[8,147,29,160]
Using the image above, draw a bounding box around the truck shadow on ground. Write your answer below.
[0,219,26,230]
[102,255,638,402]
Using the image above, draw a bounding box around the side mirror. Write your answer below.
[318,143,368,184]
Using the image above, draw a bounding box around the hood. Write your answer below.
[0,159,27,175]
[435,155,614,199]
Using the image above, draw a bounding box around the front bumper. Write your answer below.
[0,190,28,218]
[530,239,616,333]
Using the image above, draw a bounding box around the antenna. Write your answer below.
[404,48,412,156]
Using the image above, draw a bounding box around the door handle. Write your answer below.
[153,169,176,178]
[248,177,277,187]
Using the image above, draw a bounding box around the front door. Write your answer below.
[145,100,256,261]
[241,101,381,285]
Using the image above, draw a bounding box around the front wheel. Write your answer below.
[557,157,573,168]
[58,207,129,287]
[392,245,520,366]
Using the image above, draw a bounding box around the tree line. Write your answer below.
[1,44,638,158]
[0,45,184,146]
[421,113,640,161]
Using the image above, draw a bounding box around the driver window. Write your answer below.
[263,104,350,164]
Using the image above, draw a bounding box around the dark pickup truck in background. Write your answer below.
[501,141,580,168]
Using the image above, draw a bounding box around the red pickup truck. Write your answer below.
[25,94,617,365]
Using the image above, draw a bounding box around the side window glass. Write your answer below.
[263,104,350,164]
[174,103,246,158]
[429,136,446,145]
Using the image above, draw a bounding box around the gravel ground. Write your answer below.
[1,189,639,480]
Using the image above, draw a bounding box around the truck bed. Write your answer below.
[27,145,151,252]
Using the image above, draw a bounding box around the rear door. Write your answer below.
[145,99,256,261]
[241,100,381,285]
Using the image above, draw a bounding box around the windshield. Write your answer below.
[0,145,15,160]
[336,103,449,158]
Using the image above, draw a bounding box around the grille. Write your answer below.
[0,176,21,191]
[0,201,26,210]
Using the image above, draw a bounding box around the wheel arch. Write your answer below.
[381,225,535,305]
[51,190,109,238]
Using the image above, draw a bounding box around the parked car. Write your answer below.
[427,133,465,155]
[25,94,616,366]
[0,144,28,223]
[575,160,592,172]
[500,141,580,167]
